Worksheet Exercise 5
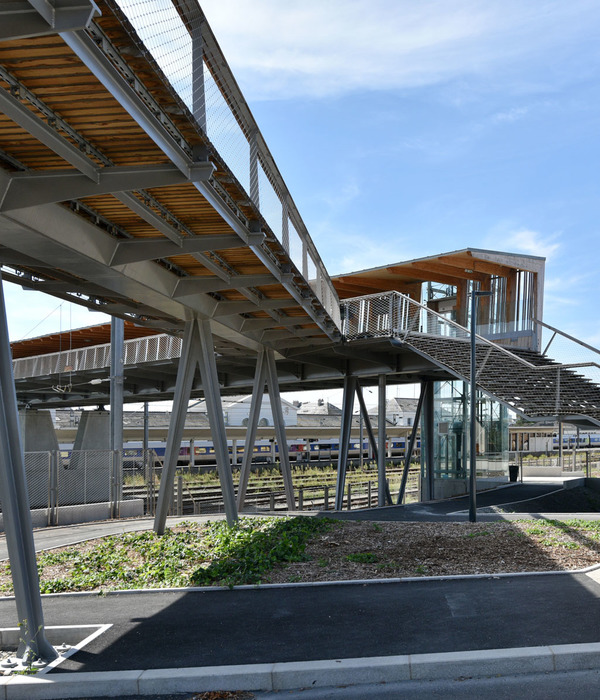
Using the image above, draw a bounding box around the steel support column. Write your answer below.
[0,274,56,662]
[237,348,267,511]
[154,320,201,535]
[397,386,425,504]
[356,383,378,462]
[109,316,124,518]
[422,379,435,502]
[335,376,357,510]
[377,374,387,506]
[196,319,238,526]
[265,348,295,510]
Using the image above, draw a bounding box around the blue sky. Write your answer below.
[5,0,600,376]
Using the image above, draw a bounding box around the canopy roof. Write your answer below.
[332,248,545,298]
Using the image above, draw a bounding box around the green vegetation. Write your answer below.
[190,517,334,587]
[1,516,597,598]
[125,461,421,498]
[345,552,378,564]
[0,517,337,595]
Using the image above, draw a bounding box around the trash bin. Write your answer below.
[509,464,519,482]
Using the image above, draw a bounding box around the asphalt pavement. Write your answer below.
[1,480,600,698]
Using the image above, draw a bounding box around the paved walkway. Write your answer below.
[0,514,227,562]
[0,479,599,698]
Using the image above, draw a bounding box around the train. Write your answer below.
[60,436,421,468]
[510,428,600,454]
[58,427,600,468]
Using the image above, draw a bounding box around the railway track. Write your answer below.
[122,466,421,516]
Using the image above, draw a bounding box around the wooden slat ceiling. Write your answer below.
[332,248,544,298]
[10,321,160,359]
[0,0,328,349]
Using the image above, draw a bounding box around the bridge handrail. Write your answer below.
[341,291,600,377]
[113,0,340,329]
[12,333,182,380]
[534,318,600,358]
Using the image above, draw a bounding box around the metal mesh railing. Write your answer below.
[12,333,183,380]
[112,0,341,332]
[535,319,600,387]
[341,291,600,423]
[341,292,449,340]
[203,64,251,193]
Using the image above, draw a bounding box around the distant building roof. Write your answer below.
[190,394,297,413]
[297,399,342,416]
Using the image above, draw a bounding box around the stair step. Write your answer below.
[404,333,600,422]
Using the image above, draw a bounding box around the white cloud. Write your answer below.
[503,229,561,259]
[318,179,360,211]
[199,0,600,100]
[491,107,529,124]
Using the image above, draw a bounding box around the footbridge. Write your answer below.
[1,0,600,664]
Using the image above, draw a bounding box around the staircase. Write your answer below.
[401,333,600,426]
[340,291,600,427]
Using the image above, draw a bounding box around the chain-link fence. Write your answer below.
[5,449,422,525]
[1,450,128,527]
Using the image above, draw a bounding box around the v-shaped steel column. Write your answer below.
[154,319,238,533]
[265,348,294,509]
[377,374,387,506]
[237,348,267,511]
[154,320,201,535]
[0,274,56,662]
[334,375,357,510]
[397,384,425,504]
[356,383,378,461]
[196,319,237,524]
[237,348,295,511]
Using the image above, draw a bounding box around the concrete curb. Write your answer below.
[0,560,592,601]
[2,642,600,699]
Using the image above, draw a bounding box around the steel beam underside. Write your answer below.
[0,22,339,346]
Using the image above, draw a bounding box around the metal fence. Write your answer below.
[341,291,468,342]
[6,448,420,525]
[13,333,183,380]
[2,450,123,526]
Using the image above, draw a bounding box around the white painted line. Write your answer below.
[39,624,112,675]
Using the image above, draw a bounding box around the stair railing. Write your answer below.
[341,292,600,419]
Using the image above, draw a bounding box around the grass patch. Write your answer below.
[465,530,491,538]
[190,517,334,587]
[345,552,378,564]
[0,517,337,595]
